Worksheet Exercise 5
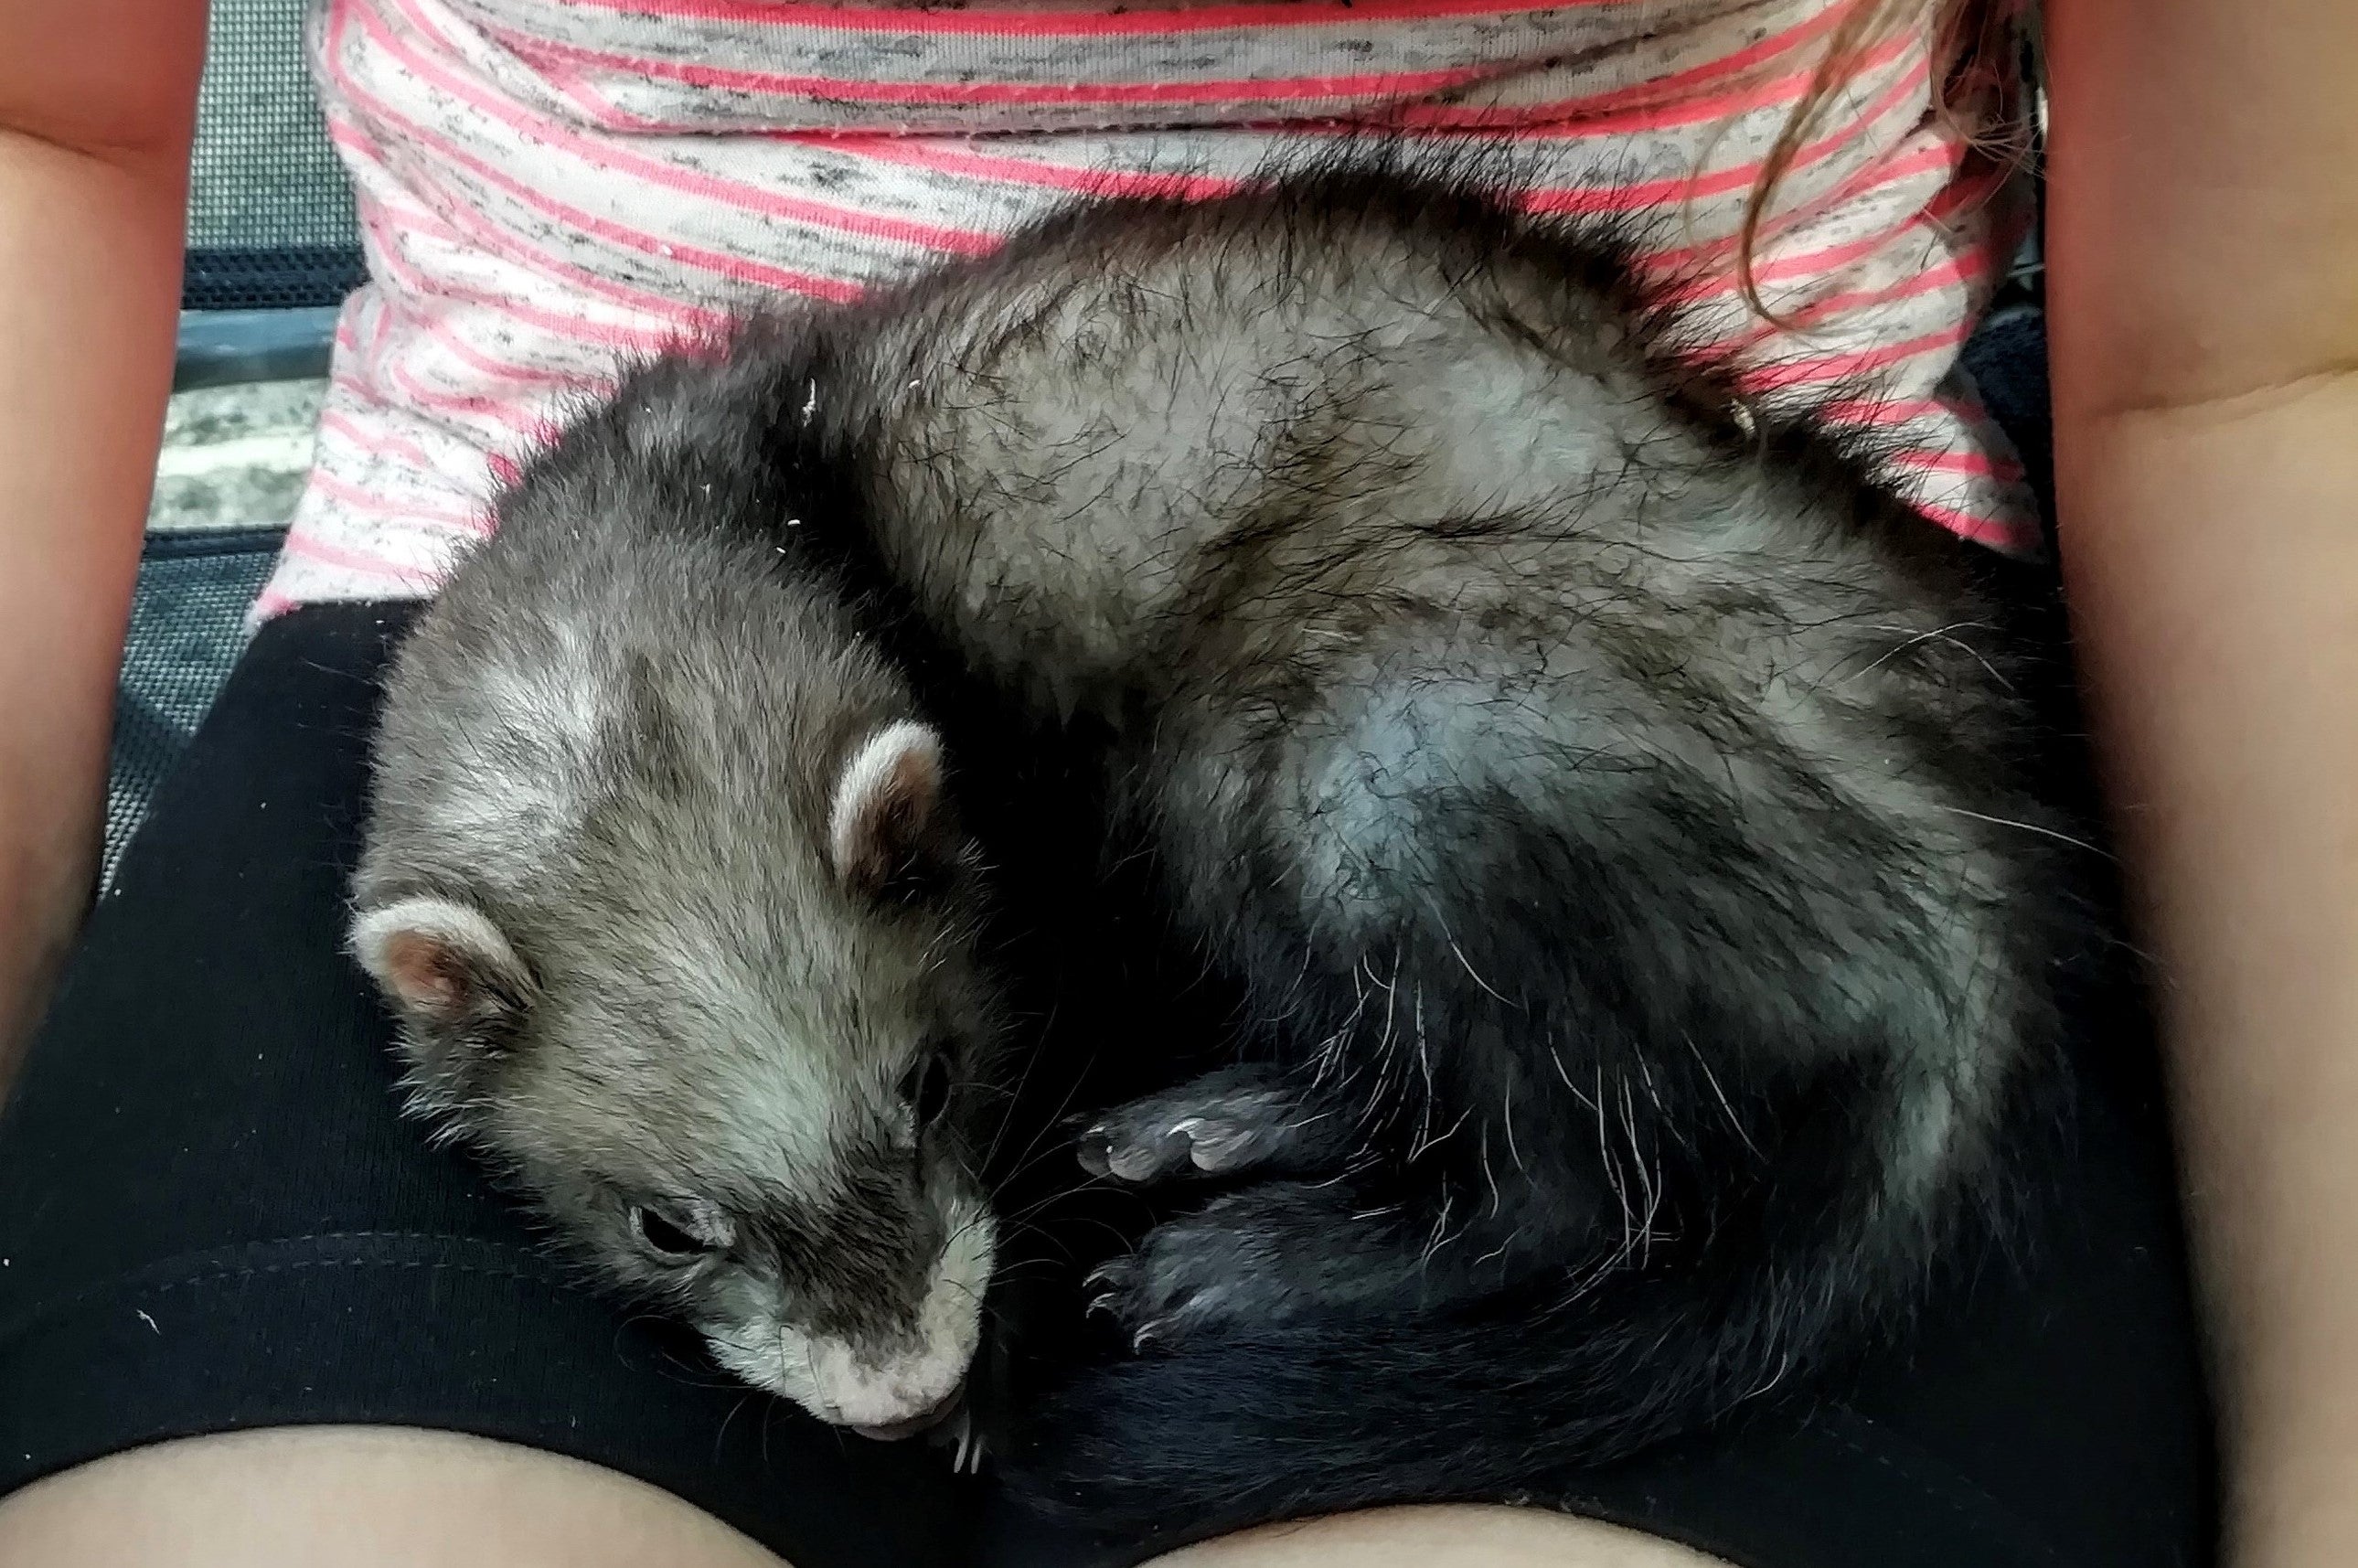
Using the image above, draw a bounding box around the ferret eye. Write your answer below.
[904,1052,953,1130]
[632,1204,713,1260]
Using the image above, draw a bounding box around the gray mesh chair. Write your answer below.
[108,0,364,880]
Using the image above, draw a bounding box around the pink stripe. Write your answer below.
[1392,1,1855,127]
[1518,57,1930,215]
[308,467,494,531]
[1738,320,1970,391]
[282,524,446,580]
[538,0,1628,36]
[324,6,857,305]
[1891,446,2025,482]
[357,164,733,336]
[1914,499,2033,549]
[333,336,557,455]
[520,50,670,132]
[321,85,738,336]
[1646,140,1970,273]
[1386,24,1908,134]
[318,122,475,253]
[581,5,1845,142]
[333,158,468,246]
[395,359,574,449]
[369,0,999,257]
[371,343,545,441]
[347,91,860,300]
[1732,158,1993,284]
[488,27,1506,105]
[251,587,302,620]
[1641,142,1962,285]
[348,187,685,356]
[398,303,582,389]
[366,285,393,356]
[423,327,603,399]
[1821,395,1959,426]
[1729,253,1985,348]
[320,408,442,468]
[804,134,1247,201]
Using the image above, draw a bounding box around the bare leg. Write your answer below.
[0,1429,787,1568]
[1149,1505,1732,1567]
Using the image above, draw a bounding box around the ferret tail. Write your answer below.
[998,1211,1935,1546]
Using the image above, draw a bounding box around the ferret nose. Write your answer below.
[850,1381,965,1442]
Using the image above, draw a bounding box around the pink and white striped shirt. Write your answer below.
[267,0,2034,616]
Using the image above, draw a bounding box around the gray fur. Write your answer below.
[352,165,2086,1515]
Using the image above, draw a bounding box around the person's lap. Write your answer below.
[0,1428,796,1568]
[0,311,2217,1563]
[0,1428,1738,1568]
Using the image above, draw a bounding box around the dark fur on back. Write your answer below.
[372,162,2097,1538]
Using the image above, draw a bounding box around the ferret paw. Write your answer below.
[1083,1180,1390,1346]
[1077,1065,1336,1187]
[1084,1215,1275,1346]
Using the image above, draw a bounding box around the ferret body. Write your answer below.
[353,168,2090,1534]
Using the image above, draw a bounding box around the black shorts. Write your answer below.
[0,319,2215,1568]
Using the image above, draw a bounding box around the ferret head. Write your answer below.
[352,557,1006,1438]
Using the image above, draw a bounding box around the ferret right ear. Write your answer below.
[828,720,959,901]
[349,895,537,1052]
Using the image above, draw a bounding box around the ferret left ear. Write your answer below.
[828,720,960,900]
[349,895,539,1083]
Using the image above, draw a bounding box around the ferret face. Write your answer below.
[498,907,1004,1439]
[520,988,1002,1439]
[356,710,1007,1437]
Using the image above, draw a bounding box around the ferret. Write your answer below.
[351,165,2093,1535]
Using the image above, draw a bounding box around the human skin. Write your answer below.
[0,0,201,1078]
[2045,2,2358,1563]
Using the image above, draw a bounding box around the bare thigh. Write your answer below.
[0,1427,1724,1568]
[1151,1506,1731,1568]
[0,1429,784,1568]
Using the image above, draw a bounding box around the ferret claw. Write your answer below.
[1076,1122,1181,1182]
[1083,1255,1136,1293]
[1079,1068,1325,1186]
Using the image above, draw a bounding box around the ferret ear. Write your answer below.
[828,720,959,901]
[349,894,537,1054]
